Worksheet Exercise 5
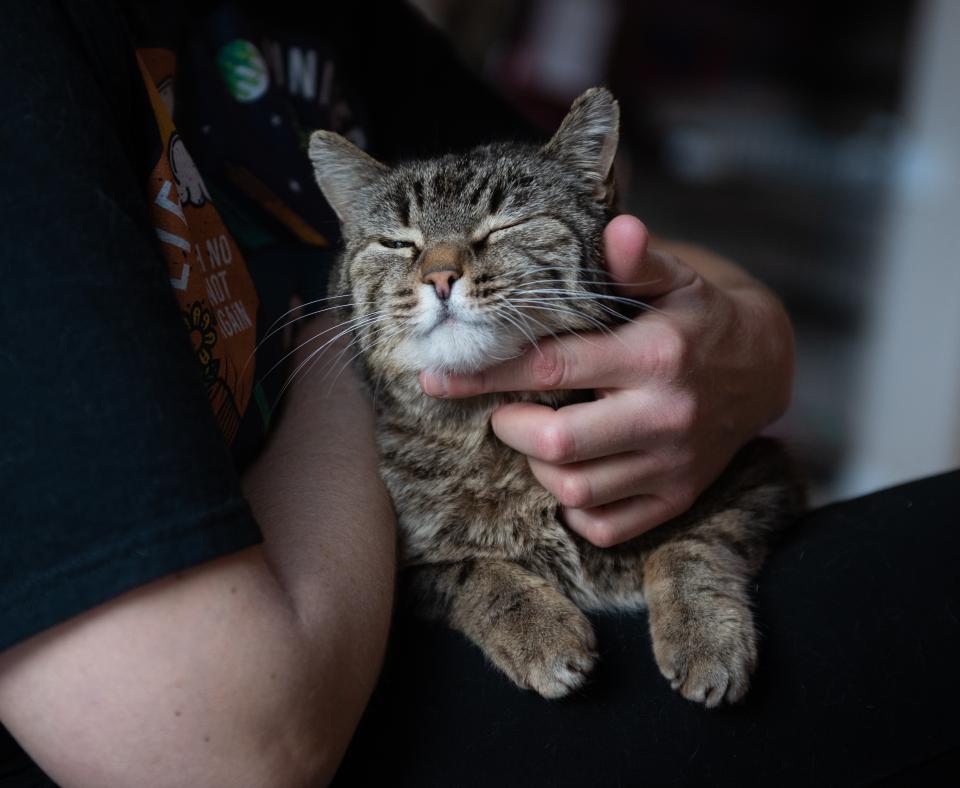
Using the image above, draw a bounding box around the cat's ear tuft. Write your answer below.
[308,130,389,225]
[543,87,619,205]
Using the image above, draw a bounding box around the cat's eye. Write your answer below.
[484,219,530,241]
[379,239,417,250]
[470,220,525,253]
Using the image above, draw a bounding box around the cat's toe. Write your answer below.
[678,661,733,708]
[530,650,596,699]
[653,627,756,708]
[525,617,597,699]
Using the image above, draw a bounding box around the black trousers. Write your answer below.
[333,471,960,788]
[2,475,958,786]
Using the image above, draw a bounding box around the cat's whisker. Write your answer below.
[508,300,608,347]
[472,308,533,363]
[512,296,614,329]
[520,304,631,352]
[491,300,542,346]
[512,289,663,316]
[260,311,386,390]
[241,299,377,380]
[511,297,636,354]
[261,292,358,339]
[497,300,583,355]
[323,324,410,395]
[271,314,392,410]
[515,266,605,281]
[319,321,399,386]
[516,267,663,290]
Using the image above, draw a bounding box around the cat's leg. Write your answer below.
[634,438,802,707]
[410,560,597,699]
[642,539,758,708]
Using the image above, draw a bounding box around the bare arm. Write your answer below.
[0,317,395,788]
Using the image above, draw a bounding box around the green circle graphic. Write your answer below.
[216,40,269,103]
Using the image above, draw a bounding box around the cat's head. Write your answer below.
[308,87,620,375]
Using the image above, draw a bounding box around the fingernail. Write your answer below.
[420,370,449,397]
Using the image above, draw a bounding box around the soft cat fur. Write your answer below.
[308,88,803,706]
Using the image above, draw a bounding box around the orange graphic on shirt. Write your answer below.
[137,49,259,445]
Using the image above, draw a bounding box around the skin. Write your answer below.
[421,214,795,548]
[0,317,395,788]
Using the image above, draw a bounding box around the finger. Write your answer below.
[419,334,630,397]
[563,495,679,548]
[603,215,697,300]
[527,451,662,510]
[490,398,646,463]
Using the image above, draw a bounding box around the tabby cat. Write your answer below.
[308,88,802,706]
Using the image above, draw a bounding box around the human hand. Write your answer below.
[419,215,794,547]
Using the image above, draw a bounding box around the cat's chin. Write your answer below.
[397,320,525,374]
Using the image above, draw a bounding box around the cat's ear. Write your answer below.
[308,130,389,226]
[542,87,619,205]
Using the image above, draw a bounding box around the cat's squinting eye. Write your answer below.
[474,219,530,250]
[379,239,417,250]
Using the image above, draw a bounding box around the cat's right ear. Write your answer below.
[308,130,389,226]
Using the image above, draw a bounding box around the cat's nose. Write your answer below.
[419,243,465,300]
[421,269,461,300]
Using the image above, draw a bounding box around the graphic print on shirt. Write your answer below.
[137,48,259,445]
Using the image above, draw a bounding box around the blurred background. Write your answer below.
[411,0,960,504]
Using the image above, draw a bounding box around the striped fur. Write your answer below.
[309,89,803,704]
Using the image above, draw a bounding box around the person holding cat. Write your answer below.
[1,2,956,787]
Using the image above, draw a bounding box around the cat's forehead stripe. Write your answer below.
[469,172,491,206]
[411,179,424,211]
[488,181,506,215]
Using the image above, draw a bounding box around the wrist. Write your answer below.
[729,283,795,428]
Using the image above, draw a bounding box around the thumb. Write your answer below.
[603,215,696,300]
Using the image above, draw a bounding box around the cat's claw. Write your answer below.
[653,625,757,708]
[529,649,597,699]
[512,614,597,700]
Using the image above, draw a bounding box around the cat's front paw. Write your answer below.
[524,614,598,699]
[651,615,757,708]
[496,605,598,700]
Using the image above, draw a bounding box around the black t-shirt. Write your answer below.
[0,0,532,655]
[1,0,534,780]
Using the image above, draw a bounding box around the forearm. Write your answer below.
[241,316,397,741]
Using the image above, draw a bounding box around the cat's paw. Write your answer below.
[525,617,598,699]
[502,607,598,700]
[651,617,757,708]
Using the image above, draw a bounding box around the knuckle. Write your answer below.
[535,422,575,463]
[585,516,620,548]
[556,472,592,509]
[673,442,698,471]
[664,393,699,434]
[530,347,567,389]
[648,324,689,379]
[663,486,696,518]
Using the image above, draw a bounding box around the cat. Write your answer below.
[307,88,803,706]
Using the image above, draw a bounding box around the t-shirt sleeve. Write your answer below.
[260,0,541,162]
[354,1,543,160]
[0,1,262,652]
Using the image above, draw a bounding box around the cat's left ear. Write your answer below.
[542,87,620,205]
[309,130,390,226]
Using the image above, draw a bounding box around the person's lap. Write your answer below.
[334,471,960,787]
[3,471,957,786]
